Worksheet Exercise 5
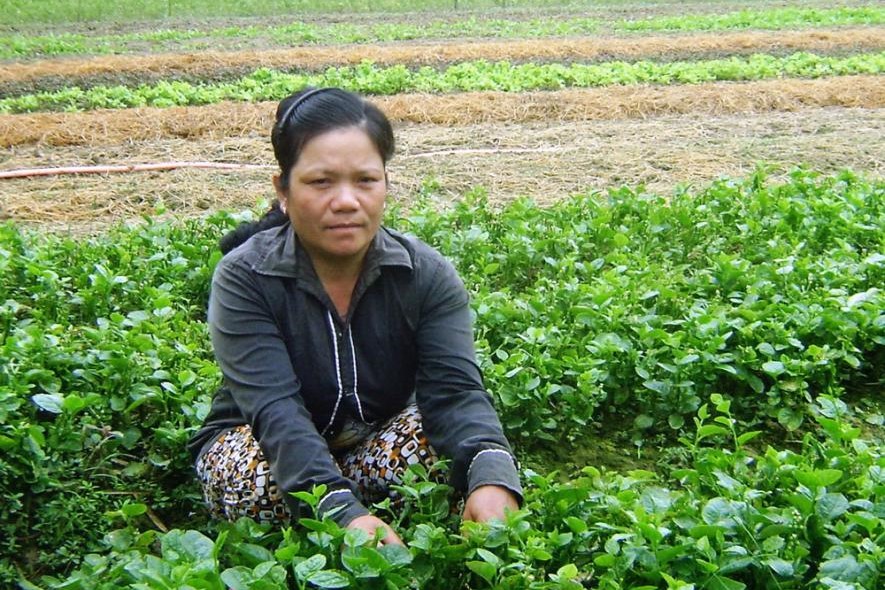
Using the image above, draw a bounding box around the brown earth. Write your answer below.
[3,28,882,95]
[2,106,881,231]
[2,76,882,149]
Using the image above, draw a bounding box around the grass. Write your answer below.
[2,0,627,26]
[4,6,882,59]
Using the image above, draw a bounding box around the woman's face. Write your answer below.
[275,125,387,268]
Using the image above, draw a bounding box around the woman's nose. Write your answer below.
[331,183,359,209]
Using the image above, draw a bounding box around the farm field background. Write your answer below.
[0,0,882,588]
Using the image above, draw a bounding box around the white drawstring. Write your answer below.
[321,310,344,436]
[347,327,366,422]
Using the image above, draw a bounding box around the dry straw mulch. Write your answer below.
[2,28,882,88]
[1,76,883,149]
[2,107,882,229]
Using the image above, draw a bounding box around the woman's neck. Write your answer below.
[308,250,369,320]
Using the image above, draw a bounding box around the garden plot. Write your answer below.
[1,2,883,587]
[1,5,881,236]
[3,28,882,95]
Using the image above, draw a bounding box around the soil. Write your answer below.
[2,106,881,232]
[4,28,882,95]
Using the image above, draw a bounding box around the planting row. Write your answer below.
[2,51,882,114]
[1,169,882,582]
[39,395,885,589]
[1,6,881,59]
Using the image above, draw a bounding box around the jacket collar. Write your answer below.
[252,223,413,279]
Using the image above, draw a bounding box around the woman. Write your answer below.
[188,88,521,545]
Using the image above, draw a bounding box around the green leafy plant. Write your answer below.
[3,51,883,114]
[3,6,882,59]
[39,390,882,588]
[2,170,881,586]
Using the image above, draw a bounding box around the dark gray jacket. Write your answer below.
[188,223,521,525]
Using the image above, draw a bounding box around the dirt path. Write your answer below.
[2,76,882,149]
[3,28,882,95]
[2,106,881,231]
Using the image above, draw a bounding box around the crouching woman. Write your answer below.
[188,87,521,545]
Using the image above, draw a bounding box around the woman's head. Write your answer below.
[271,88,395,190]
[218,88,394,256]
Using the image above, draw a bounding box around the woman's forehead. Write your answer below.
[296,127,384,167]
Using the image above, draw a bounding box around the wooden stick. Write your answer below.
[0,161,274,179]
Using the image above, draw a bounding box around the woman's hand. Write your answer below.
[462,485,519,523]
[347,514,404,546]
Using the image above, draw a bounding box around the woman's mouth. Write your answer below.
[328,222,362,231]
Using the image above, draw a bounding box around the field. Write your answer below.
[0,1,883,588]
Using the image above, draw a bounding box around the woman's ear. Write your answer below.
[272,174,288,214]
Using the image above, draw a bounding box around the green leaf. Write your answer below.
[815,493,849,521]
[757,342,776,356]
[221,566,256,590]
[795,469,842,489]
[554,563,578,580]
[697,424,729,440]
[467,560,496,583]
[640,487,672,515]
[475,548,501,566]
[690,525,724,539]
[378,544,412,567]
[120,503,147,517]
[701,498,736,526]
[295,554,327,579]
[593,553,616,567]
[819,555,877,584]
[777,408,804,431]
[237,542,275,567]
[745,373,764,393]
[634,414,655,429]
[706,574,746,590]
[736,431,762,446]
[765,558,794,577]
[308,570,351,588]
[122,462,149,478]
[161,529,215,563]
[0,435,14,451]
[61,394,87,413]
[785,493,813,515]
[31,393,64,414]
[643,380,670,394]
[761,361,785,376]
[565,516,587,533]
[343,528,371,548]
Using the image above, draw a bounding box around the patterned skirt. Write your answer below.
[194,405,442,525]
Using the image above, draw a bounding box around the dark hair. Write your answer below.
[219,88,395,254]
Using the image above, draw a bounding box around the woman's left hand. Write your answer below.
[462,485,519,523]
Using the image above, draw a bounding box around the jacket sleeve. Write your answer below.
[208,257,370,526]
[413,256,523,502]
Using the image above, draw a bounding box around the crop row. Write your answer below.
[2,51,882,114]
[41,396,885,589]
[1,169,882,582]
[1,6,881,60]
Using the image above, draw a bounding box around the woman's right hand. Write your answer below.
[347,514,404,546]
